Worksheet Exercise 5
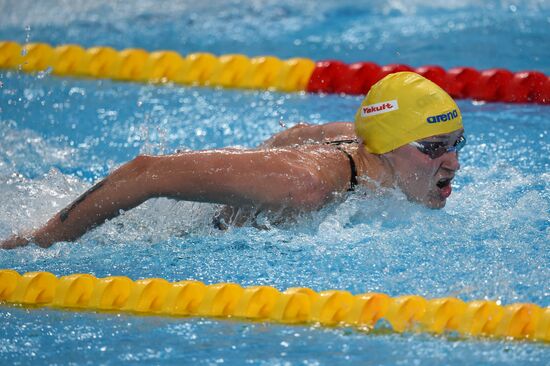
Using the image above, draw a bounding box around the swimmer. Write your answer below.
[1,72,465,249]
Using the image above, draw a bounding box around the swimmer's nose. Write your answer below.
[441,151,461,172]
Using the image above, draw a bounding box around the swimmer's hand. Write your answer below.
[0,230,54,249]
[0,234,32,249]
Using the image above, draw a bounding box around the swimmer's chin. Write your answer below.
[424,198,447,209]
[406,194,447,209]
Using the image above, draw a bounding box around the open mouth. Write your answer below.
[436,177,453,199]
[436,178,452,189]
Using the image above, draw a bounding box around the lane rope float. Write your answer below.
[0,269,548,342]
[0,41,314,92]
[0,41,548,104]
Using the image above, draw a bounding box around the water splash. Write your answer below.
[0,2,548,364]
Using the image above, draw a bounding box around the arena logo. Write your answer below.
[427,109,459,123]
[361,100,398,117]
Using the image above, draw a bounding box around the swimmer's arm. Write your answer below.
[148,149,341,209]
[260,122,355,148]
[1,155,155,249]
[1,149,344,248]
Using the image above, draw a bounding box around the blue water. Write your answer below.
[1,0,549,365]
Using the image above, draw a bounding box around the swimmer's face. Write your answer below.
[384,129,464,208]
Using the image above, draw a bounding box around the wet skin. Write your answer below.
[0,123,464,248]
[381,129,464,208]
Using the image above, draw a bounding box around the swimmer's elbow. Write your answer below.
[130,154,153,174]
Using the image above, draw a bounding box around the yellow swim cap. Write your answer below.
[355,72,463,154]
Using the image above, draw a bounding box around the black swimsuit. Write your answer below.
[325,139,359,191]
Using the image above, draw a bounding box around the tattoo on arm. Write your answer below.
[59,179,107,222]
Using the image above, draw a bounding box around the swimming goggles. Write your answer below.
[409,135,466,159]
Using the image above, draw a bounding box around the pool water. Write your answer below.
[1,0,549,365]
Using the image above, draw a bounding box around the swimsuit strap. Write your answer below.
[324,138,360,146]
[324,139,359,192]
[335,146,358,192]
